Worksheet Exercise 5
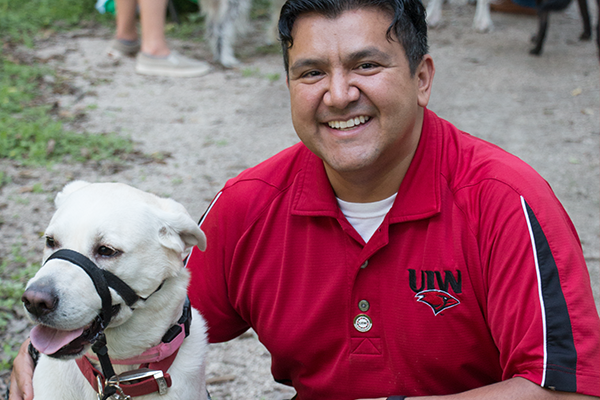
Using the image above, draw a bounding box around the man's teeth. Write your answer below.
[328,116,370,129]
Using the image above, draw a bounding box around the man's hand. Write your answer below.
[356,377,600,400]
[8,339,34,400]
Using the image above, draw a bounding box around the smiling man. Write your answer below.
[286,7,430,203]
[9,0,600,399]
[187,1,599,399]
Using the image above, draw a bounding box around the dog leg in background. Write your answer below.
[530,7,549,55]
[200,0,250,67]
[575,0,592,40]
[473,0,494,32]
[426,0,445,28]
[265,0,286,45]
[597,0,599,58]
[529,0,586,55]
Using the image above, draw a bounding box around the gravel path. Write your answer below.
[1,2,598,398]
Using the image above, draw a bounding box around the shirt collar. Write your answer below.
[291,108,441,223]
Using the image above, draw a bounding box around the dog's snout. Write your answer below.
[22,283,58,318]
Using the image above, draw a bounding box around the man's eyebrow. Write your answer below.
[345,47,393,64]
[289,57,325,75]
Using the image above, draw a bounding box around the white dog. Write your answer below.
[22,181,209,400]
[426,0,494,32]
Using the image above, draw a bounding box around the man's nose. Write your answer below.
[323,72,360,109]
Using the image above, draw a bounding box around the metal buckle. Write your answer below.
[96,375,104,400]
[97,374,132,400]
[107,368,168,396]
[105,384,131,400]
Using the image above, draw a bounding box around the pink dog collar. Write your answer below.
[86,322,186,365]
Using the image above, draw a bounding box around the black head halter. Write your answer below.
[44,249,141,329]
[43,248,171,397]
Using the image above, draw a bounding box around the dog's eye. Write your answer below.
[45,236,56,249]
[97,246,119,257]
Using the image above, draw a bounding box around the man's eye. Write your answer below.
[358,62,378,70]
[301,70,322,79]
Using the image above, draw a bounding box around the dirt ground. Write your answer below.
[0,1,598,398]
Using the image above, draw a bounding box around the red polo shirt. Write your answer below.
[187,109,600,399]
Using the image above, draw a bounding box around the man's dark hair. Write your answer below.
[278,0,428,76]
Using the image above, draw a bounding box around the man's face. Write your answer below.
[287,8,433,197]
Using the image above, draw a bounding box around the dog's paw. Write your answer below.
[529,45,543,55]
[579,31,592,41]
[473,17,493,33]
[219,54,241,68]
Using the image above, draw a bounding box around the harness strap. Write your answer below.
[103,271,139,307]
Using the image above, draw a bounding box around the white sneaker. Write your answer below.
[135,51,211,77]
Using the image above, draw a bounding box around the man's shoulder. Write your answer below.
[214,142,309,213]
[434,114,550,198]
[224,142,307,191]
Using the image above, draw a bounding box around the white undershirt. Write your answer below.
[336,193,397,242]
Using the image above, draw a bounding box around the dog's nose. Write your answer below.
[22,285,58,318]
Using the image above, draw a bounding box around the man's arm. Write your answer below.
[8,339,34,400]
[358,377,600,400]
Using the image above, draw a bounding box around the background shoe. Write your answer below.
[106,39,141,60]
[135,51,211,77]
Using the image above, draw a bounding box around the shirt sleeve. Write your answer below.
[476,179,600,396]
[186,191,251,343]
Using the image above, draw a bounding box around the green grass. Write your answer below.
[0,0,140,166]
[0,0,113,47]
[0,245,41,370]
[0,56,134,166]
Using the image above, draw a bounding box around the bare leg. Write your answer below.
[115,0,139,41]
[138,0,170,56]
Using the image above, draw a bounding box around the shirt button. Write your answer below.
[358,300,370,312]
[353,314,373,332]
[360,260,369,269]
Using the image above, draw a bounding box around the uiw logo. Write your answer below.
[409,269,461,315]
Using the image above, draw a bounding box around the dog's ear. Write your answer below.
[153,200,207,257]
[54,180,92,208]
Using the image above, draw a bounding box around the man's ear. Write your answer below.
[416,54,435,108]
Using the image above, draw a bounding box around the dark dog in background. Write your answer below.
[530,0,592,55]
[427,0,594,56]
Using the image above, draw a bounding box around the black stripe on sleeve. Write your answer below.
[524,200,577,392]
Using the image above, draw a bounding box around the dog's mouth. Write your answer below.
[30,305,121,358]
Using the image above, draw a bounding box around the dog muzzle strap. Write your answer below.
[44,249,140,327]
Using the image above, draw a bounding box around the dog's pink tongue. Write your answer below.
[30,325,84,355]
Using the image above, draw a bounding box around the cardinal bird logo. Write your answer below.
[415,289,460,315]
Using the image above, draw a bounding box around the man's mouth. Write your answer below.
[327,116,370,130]
[29,305,121,358]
